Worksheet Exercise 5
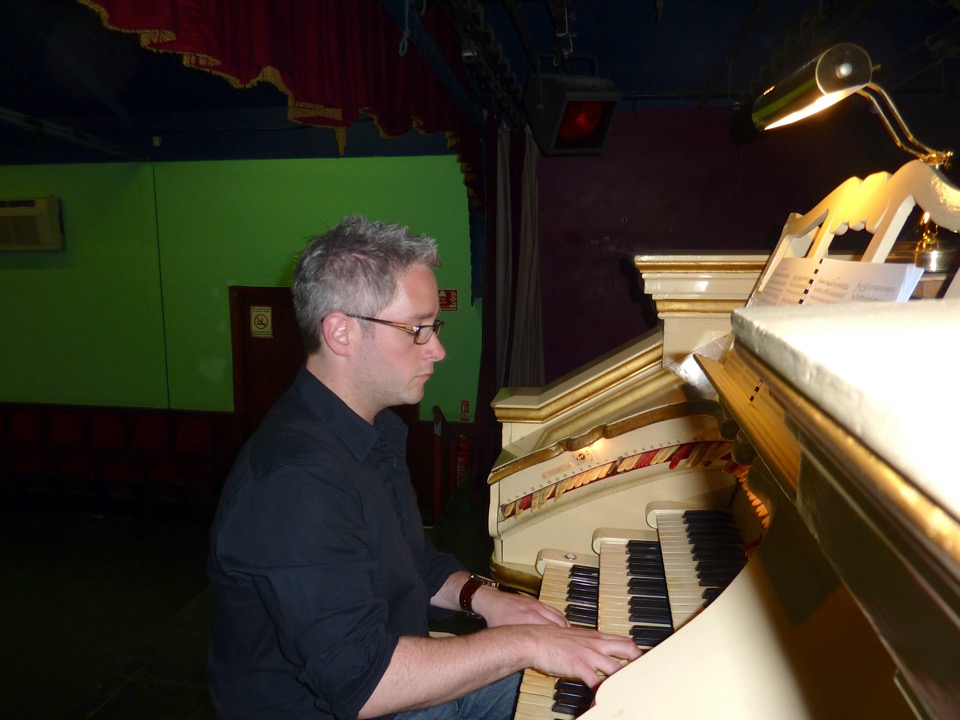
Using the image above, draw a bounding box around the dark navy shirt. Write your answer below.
[208,367,465,719]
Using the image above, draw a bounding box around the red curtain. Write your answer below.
[78,0,482,204]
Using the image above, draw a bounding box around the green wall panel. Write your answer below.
[0,156,479,422]
[0,163,167,407]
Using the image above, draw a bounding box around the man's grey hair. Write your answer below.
[292,215,441,353]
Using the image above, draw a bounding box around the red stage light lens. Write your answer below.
[558,101,605,141]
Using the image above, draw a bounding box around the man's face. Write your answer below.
[355,263,446,411]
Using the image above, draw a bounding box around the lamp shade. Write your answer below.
[524,74,621,155]
[752,44,873,131]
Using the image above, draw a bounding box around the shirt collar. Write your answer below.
[292,366,408,462]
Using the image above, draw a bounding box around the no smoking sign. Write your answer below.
[250,305,273,338]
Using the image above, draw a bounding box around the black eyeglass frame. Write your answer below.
[348,314,444,345]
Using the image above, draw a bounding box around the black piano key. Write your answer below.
[702,587,724,605]
[629,595,669,610]
[695,558,744,572]
[627,553,664,564]
[689,529,742,544]
[687,535,739,545]
[629,607,672,623]
[627,540,660,554]
[684,523,737,536]
[566,580,600,595]
[695,557,746,572]
[627,557,663,569]
[683,509,736,522]
[689,531,742,544]
[629,586,668,600]
[627,570,666,583]
[686,527,736,537]
[627,560,665,574]
[692,543,743,556]
[630,625,673,645]
[566,607,598,626]
[684,520,738,534]
[686,518,740,531]
[553,700,593,716]
[555,679,590,693]
[695,560,743,574]
[626,552,662,564]
[567,594,598,610]
[685,514,739,527]
[697,568,744,584]
[570,564,600,579]
[697,570,742,584]
[695,554,743,567]
[628,576,668,594]
[555,684,592,702]
[630,588,668,600]
[691,540,743,552]
[696,555,745,568]
[552,679,594,714]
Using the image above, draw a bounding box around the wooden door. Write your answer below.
[229,286,305,436]
[229,286,433,512]
[229,286,421,430]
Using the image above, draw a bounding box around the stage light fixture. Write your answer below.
[524,73,621,156]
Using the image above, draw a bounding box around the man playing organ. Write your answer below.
[206,216,640,720]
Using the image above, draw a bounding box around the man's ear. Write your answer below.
[320,312,354,357]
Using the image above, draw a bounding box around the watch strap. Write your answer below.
[459,574,497,615]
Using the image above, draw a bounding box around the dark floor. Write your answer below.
[1,482,491,720]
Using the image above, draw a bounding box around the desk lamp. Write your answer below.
[752,43,956,272]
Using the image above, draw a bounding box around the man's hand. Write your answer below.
[517,624,642,690]
[470,585,569,628]
[359,622,642,718]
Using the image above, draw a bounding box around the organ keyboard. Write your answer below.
[596,508,750,641]
[498,161,960,719]
[515,496,767,719]
[514,552,599,720]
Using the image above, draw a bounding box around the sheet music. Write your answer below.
[750,257,924,307]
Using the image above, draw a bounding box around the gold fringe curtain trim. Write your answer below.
[76,0,477,203]
[78,0,352,154]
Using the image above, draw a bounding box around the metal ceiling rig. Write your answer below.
[451,0,526,126]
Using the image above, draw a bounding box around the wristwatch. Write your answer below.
[459,574,499,616]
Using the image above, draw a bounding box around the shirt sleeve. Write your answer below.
[214,462,395,719]
[418,530,467,598]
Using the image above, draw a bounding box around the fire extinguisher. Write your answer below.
[455,436,472,483]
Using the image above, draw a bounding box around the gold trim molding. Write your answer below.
[492,343,664,425]
[489,400,723,485]
[634,258,769,274]
[654,299,749,314]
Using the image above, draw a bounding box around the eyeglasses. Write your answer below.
[348,315,444,345]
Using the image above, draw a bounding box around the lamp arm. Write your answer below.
[855,84,953,168]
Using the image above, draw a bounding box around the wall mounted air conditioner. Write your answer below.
[0,196,64,251]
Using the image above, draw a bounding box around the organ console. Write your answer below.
[490,160,960,719]
[489,253,768,592]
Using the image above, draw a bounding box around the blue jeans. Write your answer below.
[392,672,521,720]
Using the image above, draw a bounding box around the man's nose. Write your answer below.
[425,333,445,361]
